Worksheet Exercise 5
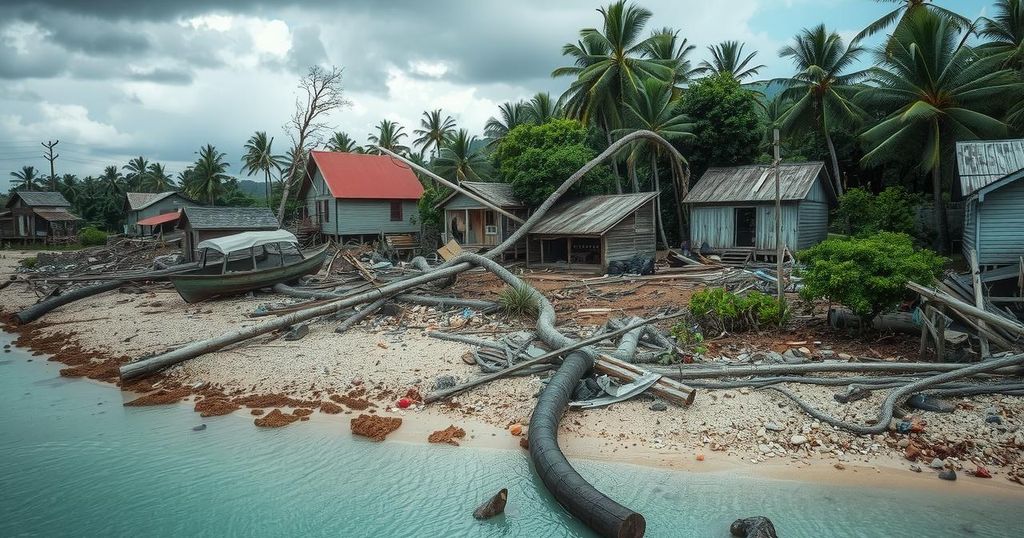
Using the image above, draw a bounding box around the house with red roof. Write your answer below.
[297,151,424,241]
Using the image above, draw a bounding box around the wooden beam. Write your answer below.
[908,281,1024,339]
[594,354,696,406]
[970,249,991,357]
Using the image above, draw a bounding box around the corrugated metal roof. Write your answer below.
[956,139,1024,196]
[137,211,181,226]
[306,151,423,200]
[181,206,278,230]
[530,193,656,235]
[435,181,523,209]
[126,191,180,211]
[33,208,80,222]
[684,162,828,204]
[6,191,71,208]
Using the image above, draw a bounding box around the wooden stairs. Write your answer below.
[718,248,754,267]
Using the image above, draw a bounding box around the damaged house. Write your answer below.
[435,181,529,259]
[178,206,279,262]
[0,191,81,244]
[956,139,1024,269]
[124,191,199,236]
[683,162,835,262]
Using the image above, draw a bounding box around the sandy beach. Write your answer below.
[2,248,1023,496]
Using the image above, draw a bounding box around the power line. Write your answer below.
[42,140,59,190]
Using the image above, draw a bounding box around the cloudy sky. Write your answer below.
[0,0,988,191]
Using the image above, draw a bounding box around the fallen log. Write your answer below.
[335,296,389,334]
[649,361,1024,380]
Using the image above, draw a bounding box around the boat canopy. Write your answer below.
[197,230,297,255]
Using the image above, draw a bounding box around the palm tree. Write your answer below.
[57,174,79,205]
[9,166,39,191]
[241,131,287,206]
[484,101,530,145]
[145,163,174,192]
[99,166,124,198]
[367,119,409,155]
[696,41,765,81]
[524,93,562,123]
[856,0,971,41]
[122,156,150,191]
[777,25,869,194]
[434,129,491,183]
[979,0,1024,71]
[325,131,361,153]
[413,109,457,160]
[189,144,231,205]
[617,77,695,244]
[645,27,699,90]
[856,10,1024,252]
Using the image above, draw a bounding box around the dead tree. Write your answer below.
[276,65,351,224]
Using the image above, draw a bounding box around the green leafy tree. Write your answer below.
[434,129,491,183]
[188,144,231,205]
[10,166,39,191]
[122,156,150,191]
[326,131,361,153]
[696,41,765,81]
[241,131,286,206]
[832,187,920,237]
[777,25,869,194]
[493,119,614,207]
[413,109,456,160]
[678,73,763,179]
[798,232,945,323]
[367,119,409,155]
[856,10,1024,252]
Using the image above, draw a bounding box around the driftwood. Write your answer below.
[594,354,696,406]
[335,296,389,334]
[472,488,508,520]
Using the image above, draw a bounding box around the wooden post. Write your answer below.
[919,302,931,359]
[936,304,947,360]
[970,249,991,358]
[773,129,784,305]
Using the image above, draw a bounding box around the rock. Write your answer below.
[649,402,668,412]
[797,347,811,356]
[907,394,956,413]
[192,424,207,431]
[284,323,309,341]
[897,439,910,449]
[473,488,508,520]
[837,353,852,360]
[909,464,922,473]
[750,351,785,364]
[739,388,750,395]
[730,516,778,538]
[938,469,957,481]
[834,385,871,404]
[929,458,946,469]
[985,415,1003,425]
[764,423,784,432]
[433,375,458,391]
[790,435,808,446]
[834,463,845,470]
[781,349,808,364]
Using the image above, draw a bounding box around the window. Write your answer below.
[390,201,403,221]
[484,210,497,235]
[321,200,330,222]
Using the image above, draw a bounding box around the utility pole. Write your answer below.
[773,129,785,306]
[42,140,59,192]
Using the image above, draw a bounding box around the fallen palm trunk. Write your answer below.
[649,361,1024,380]
[273,283,498,312]
[16,263,197,324]
[767,353,1024,434]
[335,296,390,334]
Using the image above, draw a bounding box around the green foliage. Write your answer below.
[689,288,788,332]
[679,73,763,179]
[493,119,613,207]
[78,226,108,246]
[19,257,37,268]
[832,187,920,237]
[797,232,945,322]
[666,322,707,363]
[498,284,539,318]
[417,186,447,227]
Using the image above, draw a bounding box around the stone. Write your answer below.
[433,375,458,391]
[781,350,808,364]
[909,464,922,473]
[765,423,784,432]
[192,424,207,431]
[284,323,309,341]
[790,435,808,446]
[739,388,751,395]
[985,415,1003,425]
[929,458,946,469]
[938,469,957,481]
[649,402,668,412]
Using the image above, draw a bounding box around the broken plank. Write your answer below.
[594,354,696,406]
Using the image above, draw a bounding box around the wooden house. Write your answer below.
[957,139,1024,268]
[0,191,81,243]
[124,191,199,236]
[178,206,278,262]
[683,162,835,260]
[298,151,423,243]
[435,181,528,255]
[526,192,657,273]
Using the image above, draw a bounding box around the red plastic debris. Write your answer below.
[396,398,412,409]
[974,465,992,479]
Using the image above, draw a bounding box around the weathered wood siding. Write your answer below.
[755,204,799,250]
[445,192,486,210]
[976,180,1024,265]
[962,198,977,261]
[689,206,734,248]
[127,194,197,234]
[604,200,656,265]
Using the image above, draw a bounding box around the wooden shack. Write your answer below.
[683,162,835,261]
[298,151,423,243]
[0,191,81,244]
[178,206,278,262]
[526,193,656,273]
[435,181,528,257]
[124,192,199,236]
[957,139,1024,268]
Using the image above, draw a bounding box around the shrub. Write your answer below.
[688,288,788,332]
[79,226,108,247]
[498,284,539,318]
[20,257,37,268]
[797,232,945,323]
[666,322,707,364]
[832,187,920,237]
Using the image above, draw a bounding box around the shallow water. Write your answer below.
[0,330,1020,537]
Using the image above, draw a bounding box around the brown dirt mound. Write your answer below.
[320,402,343,414]
[254,409,300,428]
[404,388,423,402]
[194,397,240,417]
[292,408,314,417]
[329,393,373,410]
[124,387,192,406]
[350,414,402,441]
[428,425,466,446]
[234,393,318,409]
[251,409,265,416]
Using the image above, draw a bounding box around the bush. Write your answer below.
[498,284,538,318]
[688,288,788,332]
[666,322,707,363]
[797,232,945,323]
[20,257,37,268]
[79,226,108,246]
[832,187,919,237]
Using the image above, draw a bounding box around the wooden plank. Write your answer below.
[595,354,696,406]
[437,239,463,262]
[970,249,991,357]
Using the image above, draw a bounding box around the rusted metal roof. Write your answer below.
[6,191,71,208]
[136,211,181,226]
[181,206,278,230]
[33,208,80,222]
[530,193,656,236]
[434,181,523,209]
[956,139,1024,196]
[684,162,829,204]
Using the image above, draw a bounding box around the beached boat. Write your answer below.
[168,230,329,303]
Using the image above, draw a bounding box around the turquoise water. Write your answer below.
[1,329,1021,538]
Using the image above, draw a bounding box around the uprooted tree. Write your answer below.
[276,65,351,224]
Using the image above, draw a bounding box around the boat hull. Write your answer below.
[169,245,329,303]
